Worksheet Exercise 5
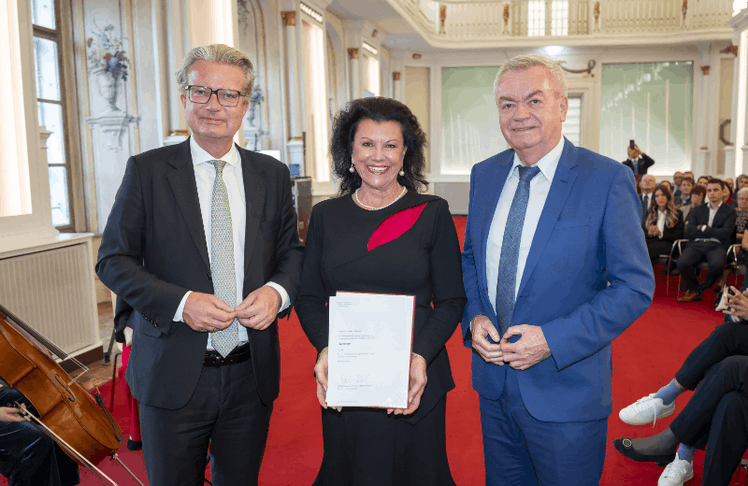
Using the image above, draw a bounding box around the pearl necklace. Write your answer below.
[354,186,407,211]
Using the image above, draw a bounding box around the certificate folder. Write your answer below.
[326,292,415,408]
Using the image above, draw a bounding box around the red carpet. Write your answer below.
[2,216,733,485]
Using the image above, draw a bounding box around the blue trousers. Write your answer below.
[479,368,607,486]
[0,388,79,486]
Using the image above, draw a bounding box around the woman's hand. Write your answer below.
[390,354,427,416]
[648,225,661,237]
[314,348,341,412]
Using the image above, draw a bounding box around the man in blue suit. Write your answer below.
[461,54,654,485]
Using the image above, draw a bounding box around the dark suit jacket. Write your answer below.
[96,139,303,409]
[622,153,655,175]
[685,203,737,249]
[461,138,654,422]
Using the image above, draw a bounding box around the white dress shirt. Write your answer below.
[174,137,290,350]
[695,201,722,244]
[656,210,666,238]
[486,137,565,313]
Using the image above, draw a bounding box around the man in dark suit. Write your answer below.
[613,282,748,485]
[96,44,303,486]
[677,179,736,303]
[623,144,655,175]
[461,54,653,486]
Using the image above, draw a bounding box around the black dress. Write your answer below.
[296,191,467,486]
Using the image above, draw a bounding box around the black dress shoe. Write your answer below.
[127,439,142,451]
[612,438,676,467]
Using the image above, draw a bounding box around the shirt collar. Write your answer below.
[710,201,723,211]
[189,136,241,169]
[510,136,565,182]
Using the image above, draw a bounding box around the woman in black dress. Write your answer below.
[295,97,466,486]
[642,183,683,264]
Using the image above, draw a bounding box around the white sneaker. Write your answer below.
[619,393,675,426]
[658,458,694,486]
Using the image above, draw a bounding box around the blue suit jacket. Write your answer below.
[461,139,654,422]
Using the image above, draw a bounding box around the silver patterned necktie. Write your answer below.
[496,165,541,335]
[209,160,240,357]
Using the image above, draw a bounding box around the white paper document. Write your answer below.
[326,292,415,408]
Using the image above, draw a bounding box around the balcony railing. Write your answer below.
[390,0,735,47]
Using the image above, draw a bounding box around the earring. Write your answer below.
[349,164,355,173]
[399,168,405,177]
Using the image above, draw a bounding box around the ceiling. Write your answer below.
[327,0,434,50]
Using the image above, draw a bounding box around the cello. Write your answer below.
[0,303,144,485]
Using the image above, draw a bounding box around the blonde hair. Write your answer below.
[176,44,255,99]
[494,54,568,98]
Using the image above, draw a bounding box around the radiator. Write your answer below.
[0,242,98,355]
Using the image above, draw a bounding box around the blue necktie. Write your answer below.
[496,165,541,335]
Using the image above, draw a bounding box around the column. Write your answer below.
[727,11,748,176]
[392,72,401,101]
[695,50,711,175]
[281,10,304,176]
[348,48,360,100]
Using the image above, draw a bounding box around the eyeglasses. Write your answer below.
[186,85,244,107]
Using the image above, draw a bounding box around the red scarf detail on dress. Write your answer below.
[367,203,428,251]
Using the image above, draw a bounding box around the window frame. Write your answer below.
[31,0,76,232]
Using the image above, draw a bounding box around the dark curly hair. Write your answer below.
[330,97,428,196]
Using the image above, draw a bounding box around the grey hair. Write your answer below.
[176,44,255,99]
[738,187,748,198]
[493,54,568,98]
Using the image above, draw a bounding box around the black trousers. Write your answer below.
[139,358,272,486]
[669,357,748,486]
[0,388,80,486]
[647,239,675,262]
[674,321,748,391]
[676,241,727,292]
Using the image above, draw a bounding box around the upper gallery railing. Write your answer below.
[390,0,735,47]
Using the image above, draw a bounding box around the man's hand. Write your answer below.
[471,315,504,365]
[500,324,552,370]
[0,406,25,423]
[123,326,133,347]
[313,349,341,411]
[725,286,748,320]
[236,286,281,330]
[183,292,236,332]
[391,354,427,415]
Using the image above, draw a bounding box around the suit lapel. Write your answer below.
[240,147,266,275]
[477,153,513,301]
[518,139,578,297]
[166,140,210,271]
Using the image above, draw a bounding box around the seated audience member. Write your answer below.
[0,386,80,486]
[735,188,748,243]
[643,184,683,267]
[623,144,656,175]
[697,176,711,188]
[673,172,684,200]
[613,283,748,486]
[690,185,706,208]
[661,180,674,194]
[676,179,737,303]
[641,174,657,222]
[676,177,694,211]
[723,182,733,207]
[737,174,748,191]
